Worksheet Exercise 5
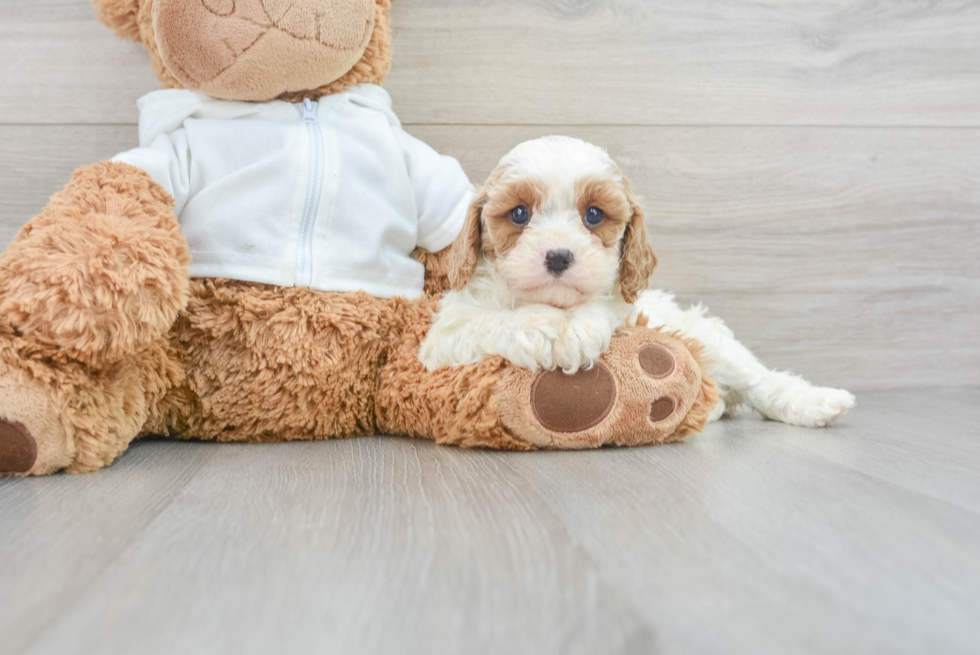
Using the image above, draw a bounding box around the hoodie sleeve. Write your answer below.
[395,128,474,253]
[112,130,193,217]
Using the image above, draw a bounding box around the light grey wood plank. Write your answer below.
[19,439,650,655]
[502,389,980,655]
[386,0,980,126]
[0,1,159,125]
[780,387,980,513]
[2,0,980,126]
[0,442,222,655]
[0,388,976,655]
[2,124,977,391]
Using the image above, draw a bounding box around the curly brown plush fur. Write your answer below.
[0,162,189,367]
[93,0,142,41]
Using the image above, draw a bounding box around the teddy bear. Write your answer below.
[0,0,717,476]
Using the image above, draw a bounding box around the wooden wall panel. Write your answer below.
[2,0,979,126]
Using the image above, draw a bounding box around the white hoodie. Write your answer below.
[114,84,472,299]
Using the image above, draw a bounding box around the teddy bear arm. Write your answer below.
[0,161,190,367]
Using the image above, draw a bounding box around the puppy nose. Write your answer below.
[545,249,575,276]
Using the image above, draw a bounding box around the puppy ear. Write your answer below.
[448,187,487,291]
[618,177,659,303]
[92,0,143,41]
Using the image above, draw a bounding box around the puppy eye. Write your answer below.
[509,205,531,226]
[584,206,605,227]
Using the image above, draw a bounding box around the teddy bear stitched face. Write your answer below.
[95,0,394,102]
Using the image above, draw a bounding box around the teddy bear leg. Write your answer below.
[494,326,719,449]
[377,319,717,451]
[0,340,181,476]
[0,162,190,475]
[0,363,70,475]
[157,280,400,444]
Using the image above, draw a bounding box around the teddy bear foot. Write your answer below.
[0,420,36,473]
[0,365,72,476]
[495,327,715,449]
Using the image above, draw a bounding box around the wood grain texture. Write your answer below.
[0,2,159,125]
[2,0,980,125]
[1,389,978,655]
[386,0,980,126]
[3,124,977,390]
[0,445,222,655]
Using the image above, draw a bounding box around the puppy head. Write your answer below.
[449,136,658,307]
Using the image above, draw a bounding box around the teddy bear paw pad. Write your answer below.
[649,397,676,422]
[0,420,37,474]
[638,344,675,379]
[529,364,617,433]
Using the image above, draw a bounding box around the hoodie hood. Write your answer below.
[135,84,398,147]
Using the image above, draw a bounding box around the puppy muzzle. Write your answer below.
[545,249,575,276]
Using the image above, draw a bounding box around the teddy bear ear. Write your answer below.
[92,0,143,42]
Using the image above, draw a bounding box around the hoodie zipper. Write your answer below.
[295,98,324,287]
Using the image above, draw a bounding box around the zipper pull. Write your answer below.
[302,98,318,124]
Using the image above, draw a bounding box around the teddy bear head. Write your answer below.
[93,0,395,102]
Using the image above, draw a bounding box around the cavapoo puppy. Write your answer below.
[419,136,855,428]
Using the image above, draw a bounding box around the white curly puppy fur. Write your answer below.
[419,136,855,428]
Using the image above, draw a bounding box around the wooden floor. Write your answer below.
[0,388,977,655]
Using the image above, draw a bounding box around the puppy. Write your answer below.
[419,136,855,428]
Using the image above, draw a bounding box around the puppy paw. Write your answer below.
[780,386,856,428]
[549,303,621,373]
[419,307,569,372]
[551,324,612,374]
[497,313,569,371]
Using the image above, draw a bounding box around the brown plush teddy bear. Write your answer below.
[0,0,716,476]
